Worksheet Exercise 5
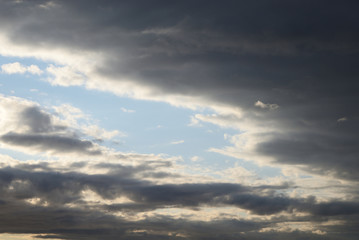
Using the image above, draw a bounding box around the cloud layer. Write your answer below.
[0,95,357,239]
[0,0,359,239]
[0,158,359,239]
[0,96,105,156]
[0,0,357,180]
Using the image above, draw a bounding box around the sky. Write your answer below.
[0,0,358,239]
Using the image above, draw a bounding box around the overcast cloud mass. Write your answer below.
[0,0,359,239]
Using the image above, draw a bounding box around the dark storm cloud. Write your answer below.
[0,0,358,180]
[0,162,359,239]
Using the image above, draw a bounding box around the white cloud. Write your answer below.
[209,132,275,166]
[259,221,328,235]
[254,100,279,110]
[82,124,125,139]
[216,165,256,185]
[26,64,43,75]
[170,140,184,145]
[1,62,43,75]
[0,95,37,134]
[0,233,37,240]
[188,115,202,127]
[53,104,125,140]
[337,117,347,122]
[0,95,126,156]
[1,62,26,74]
[46,64,86,86]
[190,156,202,162]
[38,1,58,9]
[121,107,135,113]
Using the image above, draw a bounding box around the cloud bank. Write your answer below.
[0,158,359,239]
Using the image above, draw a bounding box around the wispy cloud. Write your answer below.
[337,117,348,122]
[120,107,135,113]
[254,100,279,110]
[46,64,85,86]
[170,140,184,145]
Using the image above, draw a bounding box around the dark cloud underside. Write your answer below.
[0,162,359,239]
[0,104,102,155]
[1,132,101,155]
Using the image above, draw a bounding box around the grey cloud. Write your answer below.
[0,202,266,239]
[308,201,359,217]
[0,162,359,239]
[256,132,359,180]
[21,106,65,133]
[0,132,101,155]
[0,163,356,216]
[223,194,292,215]
[0,103,102,156]
[21,106,53,133]
[32,236,66,239]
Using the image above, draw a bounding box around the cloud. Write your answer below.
[21,106,60,133]
[254,100,279,110]
[190,156,202,162]
[46,64,86,86]
[1,62,43,75]
[0,1,359,238]
[121,107,135,113]
[337,117,348,122]
[0,95,112,156]
[0,132,101,155]
[0,160,347,218]
[170,140,184,145]
[255,132,359,180]
[0,159,358,239]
